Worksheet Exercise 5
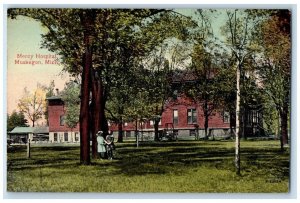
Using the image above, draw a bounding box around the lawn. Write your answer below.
[6,140,289,193]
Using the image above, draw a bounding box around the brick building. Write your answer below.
[47,95,80,143]
[46,94,231,143]
[108,94,231,140]
[46,71,263,142]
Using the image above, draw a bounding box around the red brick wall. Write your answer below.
[162,96,230,129]
[48,100,79,132]
[109,95,230,131]
[48,96,229,133]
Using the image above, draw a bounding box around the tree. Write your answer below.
[137,37,194,141]
[187,42,221,140]
[222,9,260,175]
[214,52,236,138]
[78,9,95,164]
[43,80,56,125]
[258,10,291,150]
[7,111,29,132]
[17,85,46,127]
[61,81,80,141]
[142,51,176,141]
[104,78,134,143]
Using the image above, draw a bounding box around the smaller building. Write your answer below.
[9,127,34,143]
[8,126,49,143]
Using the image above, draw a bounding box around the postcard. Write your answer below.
[5,6,292,196]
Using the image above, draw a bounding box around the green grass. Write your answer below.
[6,140,289,193]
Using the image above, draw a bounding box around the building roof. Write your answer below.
[171,69,216,83]
[9,126,49,134]
[46,95,62,100]
[9,127,35,134]
[33,126,49,134]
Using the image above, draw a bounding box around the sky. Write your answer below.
[6,9,226,116]
[7,16,70,114]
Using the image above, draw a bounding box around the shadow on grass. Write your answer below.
[111,143,236,176]
[110,141,289,178]
[7,141,289,180]
[241,147,290,180]
[7,145,79,172]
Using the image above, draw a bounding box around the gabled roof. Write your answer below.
[9,127,34,134]
[9,126,49,134]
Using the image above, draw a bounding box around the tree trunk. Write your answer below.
[101,87,109,134]
[242,107,246,140]
[154,119,160,141]
[277,111,281,138]
[135,119,139,147]
[280,107,289,146]
[79,48,91,165]
[204,117,209,140]
[204,102,209,140]
[117,118,123,142]
[79,11,95,165]
[90,71,102,159]
[230,111,235,138]
[91,75,109,157]
[89,98,95,155]
[235,63,241,175]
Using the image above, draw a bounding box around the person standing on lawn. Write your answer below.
[97,131,106,159]
[105,133,114,160]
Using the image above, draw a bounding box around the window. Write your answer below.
[126,131,131,137]
[173,109,178,125]
[64,132,68,142]
[60,115,65,126]
[54,133,57,142]
[75,132,79,141]
[223,111,230,123]
[187,108,197,124]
